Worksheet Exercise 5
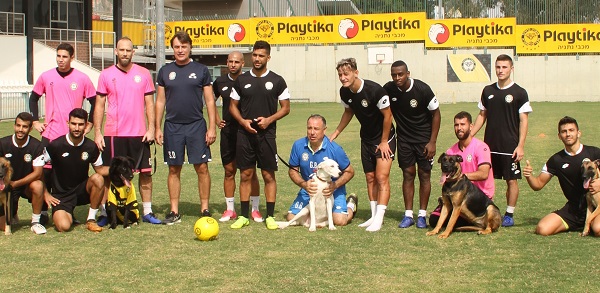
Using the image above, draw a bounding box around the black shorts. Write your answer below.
[163,120,211,166]
[553,202,585,231]
[52,180,91,214]
[360,136,396,173]
[396,140,434,171]
[220,125,238,166]
[102,136,152,173]
[0,187,29,217]
[236,131,278,171]
[491,153,522,180]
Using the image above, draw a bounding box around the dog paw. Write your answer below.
[4,231,11,236]
[438,233,450,239]
[329,226,337,231]
[109,224,117,230]
[124,225,131,229]
[581,231,589,237]
[426,231,437,236]
[309,227,317,232]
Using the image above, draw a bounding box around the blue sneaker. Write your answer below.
[398,216,415,228]
[97,215,109,227]
[142,213,163,224]
[501,215,514,227]
[416,216,427,228]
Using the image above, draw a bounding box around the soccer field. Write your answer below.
[0,102,599,292]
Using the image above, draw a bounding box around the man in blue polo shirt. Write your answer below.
[286,114,357,226]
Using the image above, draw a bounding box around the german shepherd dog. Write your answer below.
[427,153,501,239]
[0,158,13,235]
[581,158,600,236]
[107,157,139,229]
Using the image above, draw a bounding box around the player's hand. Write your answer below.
[377,141,393,160]
[142,130,155,144]
[306,179,318,196]
[33,121,46,134]
[241,119,258,134]
[44,193,60,207]
[513,146,525,162]
[155,129,164,146]
[322,181,335,197]
[218,119,226,129]
[206,128,216,146]
[255,117,270,130]
[84,122,93,135]
[523,160,533,178]
[424,141,436,161]
[94,132,105,152]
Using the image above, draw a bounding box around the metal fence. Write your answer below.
[0,11,24,35]
[0,91,42,121]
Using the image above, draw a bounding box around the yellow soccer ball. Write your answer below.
[194,217,219,241]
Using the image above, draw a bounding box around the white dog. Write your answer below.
[278,158,342,231]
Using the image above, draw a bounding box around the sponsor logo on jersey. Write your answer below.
[361,99,368,107]
[81,152,89,161]
[70,82,78,91]
[4,154,12,158]
[62,152,69,157]
[189,73,197,79]
[169,72,176,80]
[562,163,569,169]
[391,97,397,102]
[244,84,252,89]
[302,152,309,161]
[222,86,228,91]
[134,75,142,83]
[505,94,513,103]
[265,81,273,90]
[409,99,418,108]
[24,154,32,162]
[487,95,494,99]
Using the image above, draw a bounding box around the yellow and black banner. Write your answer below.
[164,19,254,46]
[425,18,516,48]
[447,54,491,82]
[517,23,600,54]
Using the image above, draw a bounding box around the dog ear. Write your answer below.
[437,153,446,163]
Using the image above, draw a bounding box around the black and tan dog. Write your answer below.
[107,156,139,229]
[426,153,501,239]
[581,158,600,236]
[0,158,13,235]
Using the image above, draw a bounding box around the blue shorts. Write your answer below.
[163,120,212,166]
[288,191,348,215]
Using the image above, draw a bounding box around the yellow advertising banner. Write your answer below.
[517,24,600,54]
[164,19,254,46]
[252,13,425,44]
[425,18,516,48]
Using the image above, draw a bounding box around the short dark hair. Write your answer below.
[308,114,327,127]
[496,54,513,66]
[69,108,88,122]
[170,31,193,47]
[252,40,271,55]
[558,116,578,132]
[56,43,74,57]
[16,112,33,127]
[336,58,357,71]
[391,60,408,71]
[454,111,472,123]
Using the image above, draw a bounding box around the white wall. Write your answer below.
[266,43,600,103]
[0,35,27,81]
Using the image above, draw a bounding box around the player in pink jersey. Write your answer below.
[93,37,161,225]
[29,43,96,226]
[429,111,495,228]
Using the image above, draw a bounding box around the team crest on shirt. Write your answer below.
[70,82,78,90]
[265,82,273,90]
[348,99,352,103]
[302,152,309,161]
[361,99,368,107]
[134,75,142,83]
[81,152,89,161]
[169,72,176,80]
[24,154,32,162]
[505,95,513,103]
[409,99,418,108]
[466,154,472,162]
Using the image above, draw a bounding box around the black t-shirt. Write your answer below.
[480,82,530,152]
[544,145,600,215]
[230,70,289,134]
[213,74,238,129]
[44,135,101,195]
[339,79,394,145]
[384,78,438,144]
[0,135,44,182]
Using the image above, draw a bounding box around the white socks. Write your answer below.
[506,206,515,214]
[358,200,378,227]
[88,208,98,221]
[31,213,41,224]
[250,196,260,211]
[142,202,153,216]
[405,210,414,218]
[225,197,235,211]
[365,205,387,232]
[418,209,426,217]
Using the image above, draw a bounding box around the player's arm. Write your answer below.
[93,94,107,151]
[203,84,217,145]
[522,160,552,191]
[29,91,45,133]
[465,163,491,182]
[154,85,166,146]
[378,105,393,160]
[91,154,107,176]
[330,107,354,141]
[212,83,225,129]
[471,109,487,137]
[143,93,155,143]
[513,112,529,162]
[425,108,441,160]
[85,97,96,135]
[289,166,312,193]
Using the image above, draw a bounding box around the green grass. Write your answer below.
[1,102,600,292]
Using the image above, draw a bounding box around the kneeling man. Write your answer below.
[287,114,357,226]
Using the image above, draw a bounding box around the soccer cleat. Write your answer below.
[230,216,250,229]
[501,215,514,227]
[85,220,102,232]
[202,209,212,217]
[219,210,237,222]
[163,211,182,225]
[97,215,109,227]
[40,213,49,226]
[251,210,264,222]
[416,216,427,229]
[398,216,415,228]
[142,213,163,224]
[30,222,47,235]
[265,216,278,230]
